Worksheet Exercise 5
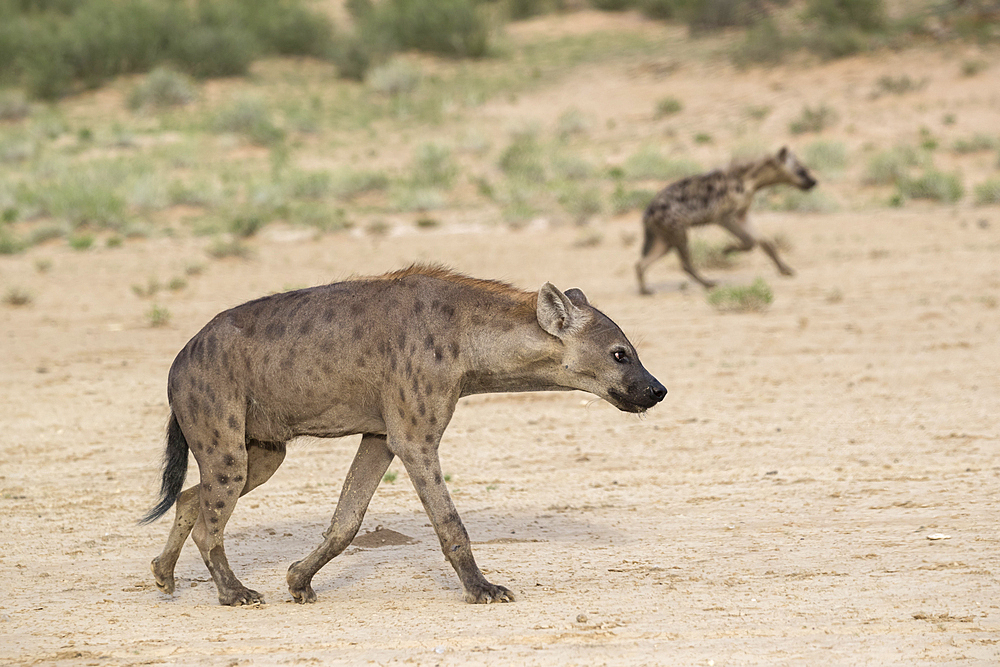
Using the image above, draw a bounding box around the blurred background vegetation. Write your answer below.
[0,0,998,256]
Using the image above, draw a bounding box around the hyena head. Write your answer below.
[775,146,817,190]
[537,284,666,413]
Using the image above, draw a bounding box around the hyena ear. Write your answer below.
[564,288,589,307]
[537,283,585,337]
[777,146,789,161]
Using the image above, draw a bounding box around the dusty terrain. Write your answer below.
[2,13,1000,667]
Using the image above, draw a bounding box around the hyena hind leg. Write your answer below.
[151,441,286,596]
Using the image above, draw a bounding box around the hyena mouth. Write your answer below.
[607,389,649,414]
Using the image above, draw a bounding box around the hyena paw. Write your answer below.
[150,558,175,595]
[218,586,265,606]
[287,562,318,603]
[464,583,515,604]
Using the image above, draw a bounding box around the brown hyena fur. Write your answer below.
[141,264,666,607]
[635,147,818,292]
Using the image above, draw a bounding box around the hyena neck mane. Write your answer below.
[730,155,786,191]
[375,263,536,307]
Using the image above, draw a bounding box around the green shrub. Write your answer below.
[973,178,1000,206]
[589,0,636,10]
[804,0,886,31]
[731,18,788,67]
[558,185,602,224]
[610,184,655,215]
[213,95,285,146]
[623,147,700,181]
[804,25,869,60]
[365,0,490,58]
[288,170,333,200]
[952,134,997,154]
[682,0,765,33]
[690,239,738,270]
[411,143,457,188]
[862,146,924,186]
[499,134,545,181]
[873,74,926,96]
[707,278,774,312]
[127,67,197,110]
[898,170,964,203]
[639,0,680,20]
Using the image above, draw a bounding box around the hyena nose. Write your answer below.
[646,381,667,403]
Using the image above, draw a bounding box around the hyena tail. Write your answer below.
[138,412,189,525]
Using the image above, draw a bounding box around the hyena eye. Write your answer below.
[613,349,631,364]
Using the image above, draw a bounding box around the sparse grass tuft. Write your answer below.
[499,133,545,182]
[382,470,398,483]
[789,105,837,135]
[862,146,925,186]
[147,304,171,328]
[411,143,457,188]
[3,287,32,306]
[973,178,1000,206]
[366,58,421,97]
[610,184,655,215]
[961,59,988,77]
[213,95,285,146]
[897,169,964,203]
[731,18,788,67]
[68,233,95,250]
[127,67,196,111]
[655,96,683,117]
[622,147,700,181]
[707,278,774,313]
[952,134,997,154]
[207,237,252,259]
[872,74,926,97]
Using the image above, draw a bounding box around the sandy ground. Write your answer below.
[2,204,999,666]
[2,12,1000,664]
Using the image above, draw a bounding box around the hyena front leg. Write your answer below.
[721,215,794,276]
[676,228,718,289]
[151,441,286,595]
[393,435,514,604]
[287,433,394,603]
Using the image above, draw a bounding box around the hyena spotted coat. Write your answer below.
[635,147,818,292]
[142,265,666,606]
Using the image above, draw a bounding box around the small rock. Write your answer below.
[927,533,951,541]
[576,613,587,624]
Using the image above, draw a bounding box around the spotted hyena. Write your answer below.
[635,147,817,292]
[142,265,666,606]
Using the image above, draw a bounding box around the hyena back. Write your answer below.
[636,146,817,292]
[142,264,666,606]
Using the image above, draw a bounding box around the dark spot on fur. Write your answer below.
[424,434,434,444]
[418,402,426,416]
[411,377,419,393]
[350,303,364,316]
[265,322,286,340]
[405,360,413,378]
[434,472,442,485]
[398,387,406,403]
[209,517,218,524]
[396,332,407,351]
[228,415,239,430]
[217,474,229,484]
[299,321,313,336]
[424,334,435,349]
[215,500,226,509]
[429,415,437,425]
[224,454,236,466]
[414,301,424,315]
[441,304,455,319]
[234,475,243,483]
[398,407,405,419]
[280,356,294,371]
[352,325,364,341]
[449,342,460,359]
[471,315,485,325]
[323,308,335,323]
[434,346,443,362]
[425,382,434,396]
[410,416,418,426]
[203,483,212,492]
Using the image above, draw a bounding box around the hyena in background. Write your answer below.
[142,265,666,606]
[635,146,818,293]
